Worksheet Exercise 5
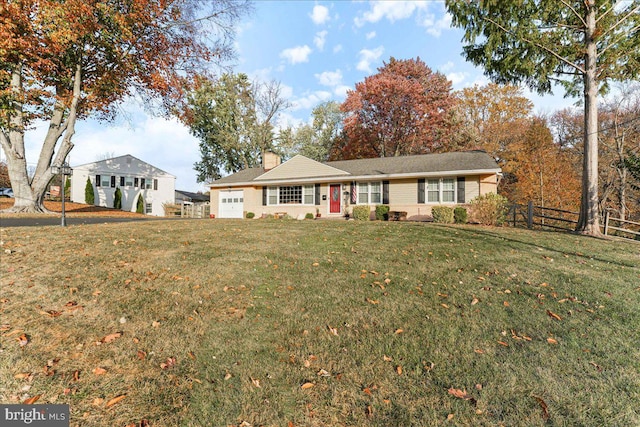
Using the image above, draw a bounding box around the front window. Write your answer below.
[355,181,383,205]
[125,177,134,187]
[145,178,153,190]
[267,185,315,205]
[425,178,456,204]
[101,176,111,187]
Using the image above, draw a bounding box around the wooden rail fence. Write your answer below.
[508,202,639,242]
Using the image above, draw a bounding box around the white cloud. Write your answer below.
[439,61,455,73]
[334,85,351,99]
[366,31,376,40]
[356,46,384,73]
[280,45,312,64]
[355,1,428,27]
[421,12,452,37]
[446,72,467,87]
[314,30,328,50]
[315,69,343,87]
[333,44,343,54]
[310,5,330,25]
[292,91,332,110]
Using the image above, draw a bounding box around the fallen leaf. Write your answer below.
[474,348,485,354]
[92,367,107,375]
[546,310,562,321]
[100,332,122,343]
[447,413,454,421]
[251,377,261,388]
[448,388,472,400]
[363,387,372,395]
[590,361,602,372]
[224,373,232,381]
[160,357,177,370]
[533,396,550,420]
[92,398,104,406]
[73,370,80,381]
[301,382,314,390]
[471,298,479,305]
[317,369,331,377]
[105,394,126,408]
[394,328,404,334]
[441,303,449,309]
[14,372,32,380]
[137,350,147,360]
[17,334,29,347]
[383,355,393,362]
[396,365,403,375]
[497,341,509,347]
[503,301,510,307]
[547,338,558,345]
[327,325,338,336]
[23,395,41,404]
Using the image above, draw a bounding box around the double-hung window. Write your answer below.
[356,181,382,204]
[100,175,111,187]
[125,176,134,187]
[426,178,456,203]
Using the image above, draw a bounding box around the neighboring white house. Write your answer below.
[70,155,176,216]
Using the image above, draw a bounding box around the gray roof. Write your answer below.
[211,151,500,187]
[326,151,500,176]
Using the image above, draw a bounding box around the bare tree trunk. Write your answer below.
[576,1,603,236]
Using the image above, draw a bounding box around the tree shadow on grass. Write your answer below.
[435,224,640,269]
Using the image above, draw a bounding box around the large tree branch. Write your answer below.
[558,0,587,28]
[484,16,586,75]
[9,63,25,158]
[600,4,640,38]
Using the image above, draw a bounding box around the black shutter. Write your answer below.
[262,187,267,206]
[153,179,158,190]
[417,178,425,203]
[315,184,320,205]
[382,181,389,204]
[457,177,465,203]
[134,177,139,188]
[96,175,101,187]
[110,176,116,188]
[120,176,125,186]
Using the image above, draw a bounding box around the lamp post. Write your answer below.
[51,162,73,226]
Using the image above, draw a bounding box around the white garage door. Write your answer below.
[219,190,244,218]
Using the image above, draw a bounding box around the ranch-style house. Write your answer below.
[209,151,501,220]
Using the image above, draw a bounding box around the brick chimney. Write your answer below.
[263,151,281,171]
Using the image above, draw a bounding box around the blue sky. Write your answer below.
[15,0,578,193]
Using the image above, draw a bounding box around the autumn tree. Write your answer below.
[337,57,457,160]
[0,162,10,188]
[188,74,289,182]
[0,0,252,213]
[598,84,640,221]
[453,83,533,161]
[502,117,581,210]
[446,0,640,236]
[279,101,345,162]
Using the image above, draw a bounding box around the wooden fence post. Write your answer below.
[603,210,609,236]
[527,201,534,229]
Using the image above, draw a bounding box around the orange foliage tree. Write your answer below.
[502,117,581,210]
[0,0,251,213]
[334,57,457,160]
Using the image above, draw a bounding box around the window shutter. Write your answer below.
[382,181,389,205]
[110,176,116,188]
[96,175,101,187]
[457,177,465,203]
[153,179,158,190]
[120,176,125,186]
[417,179,425,203]
[134,177,139,188]
[262,187,267,206]
[315,184,320,206]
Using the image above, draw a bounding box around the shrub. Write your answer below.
[454,207,468,224]
[305,213,314,220]
[113,187,122,209]
[246,212,255,219]
[470,193,509,226]
[431,206,454,224]
[375,205,390,221]
[85,178,95,205]
[136,195,145,214]
[352,205,371,221]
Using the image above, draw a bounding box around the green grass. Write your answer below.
[1,220,639,426]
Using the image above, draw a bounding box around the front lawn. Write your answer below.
[1,220,638,426]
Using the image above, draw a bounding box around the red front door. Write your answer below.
[329,184,341,213]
